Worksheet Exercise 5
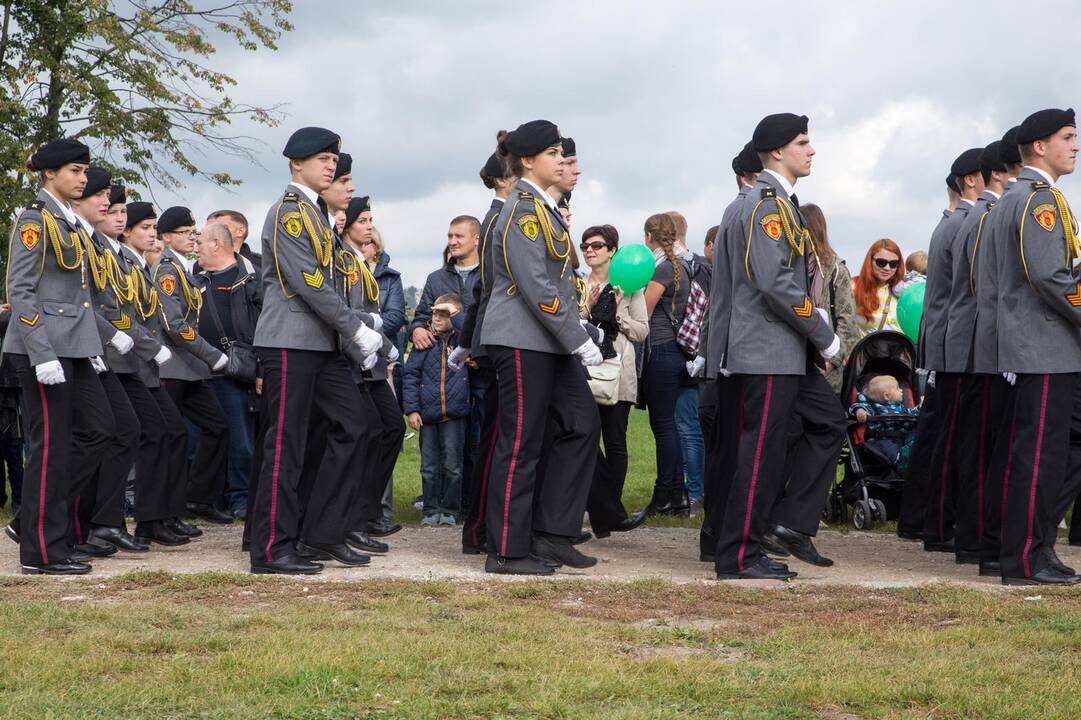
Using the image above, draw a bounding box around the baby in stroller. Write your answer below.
[848,375,920,473]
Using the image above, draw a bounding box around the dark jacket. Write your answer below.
[372,253,406,342]
[195,255,263,350]
[402,320,469,424]
[409,257,481,338]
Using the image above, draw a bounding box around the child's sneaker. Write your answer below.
[412,495,424,511]
[439,513,457,526]
[421,514,440,527]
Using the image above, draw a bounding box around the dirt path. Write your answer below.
[6,524,1078,589]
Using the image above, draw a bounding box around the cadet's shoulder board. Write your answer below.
[19,221,41,250]
[158,274,177,295]
[1033,203,1057,232]
[518,214,540,241]
[760,187,776,199]
[760,213,783,241]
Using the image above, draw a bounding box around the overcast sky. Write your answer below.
[166,0,1081,290]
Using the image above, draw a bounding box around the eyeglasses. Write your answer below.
[167,229,197,238]
[579,241,609,252]
[873,258,900,269]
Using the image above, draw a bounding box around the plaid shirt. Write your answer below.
[676,279,708,356]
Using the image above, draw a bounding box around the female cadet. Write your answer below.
[477,120,603,575]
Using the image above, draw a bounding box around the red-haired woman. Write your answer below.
[852,239,905,337]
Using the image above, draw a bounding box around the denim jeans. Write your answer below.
[420,417,466,517]
[676,384,705,499]
[643,340,686,490]
[208,377,255,512]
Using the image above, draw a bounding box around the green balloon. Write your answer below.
[608,244,655,294]
[896,282,925,342]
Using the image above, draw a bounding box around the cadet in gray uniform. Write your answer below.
[711,113,844,581]
[478,120,603,576]
[2,139,115,575]
[993,108,1081,586]
[248,127,385,575]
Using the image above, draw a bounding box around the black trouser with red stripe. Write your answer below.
[163,378,229,507]
[946,374,1001,557]
[713,372,845,575]
[250,348,365,562]
[74,370,139,537]
[117,374,181,523]
[922,373,964,545]
[1000,373,1081,579]
[700,378,743,558]
[462,360,498,551]
[897,382,943,537]
[9,355,113,567]
[980,377,1016,564]
[359,379,405,525]
[485,346,599,558]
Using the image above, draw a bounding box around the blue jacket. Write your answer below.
[408,258,481,338]
[372,253,406,343]
[403,320,470,423]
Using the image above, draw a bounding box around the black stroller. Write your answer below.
[823,330,921,530]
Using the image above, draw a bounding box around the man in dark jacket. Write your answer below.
[207,210,261,273]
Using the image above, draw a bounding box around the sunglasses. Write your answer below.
[579,241,609,252]
[873,258,900,269]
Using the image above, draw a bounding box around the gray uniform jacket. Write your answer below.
[972,181,1019,374]
[121,246,165,388]
[702,184,752,378]
[993,168,1081,373]
[722,175,834,376]
[152,247,225,381]
[2,190,104,364]
[460,196,504,358]
[943,192,997,373]
[479,181,589,355]
[252,185,364,352]
[918,202,971,371]
[331,238,393,383]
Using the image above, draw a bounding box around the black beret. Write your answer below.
[1017,108,1076,144]
[505,120,561,157]
[946,174,960,193]
[125,201,156,228]
[29,138,91,171]
[109,185,127,207]
[950,148,983,178]
[752,113,809,151]
[979,141,1007,173]
[732,141,763,175]
[80,167,112,199]
[561,137,576,157]
[157,206,196,234]
[481,152,506,179]
[343,196,371,232]
[333,152,352,180]
[282,126,341,159]
[1000,126,1022,164]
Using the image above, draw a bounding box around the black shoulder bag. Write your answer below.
[203,282,258,383]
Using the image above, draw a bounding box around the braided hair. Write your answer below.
[644,213,680,311]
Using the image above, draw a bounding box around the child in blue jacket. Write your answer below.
[403,294,470,525]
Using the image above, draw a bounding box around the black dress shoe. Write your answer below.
[978,560,1001,577]
[596,513,648,539]
[1046,547,1077,575]
[634,487,690,518]
[4,523,18,544]
[167,518,203,538]
[74,540,118,558]
[716,556,797,581]
[185,502,235,524]
[345,531,388,554]
[296,541,370,566]
[771,525,833,567]
[70,551,92,562]
[251,554,324,575]
[366,519,402,537]
[21,560,92,575]
[924,538,955,553]
[135,520,191,546]
[571,532,593,545]
[91,526,150,553]
[761,532,792,558]
[1002,567,1081,586]
[484,554,554,576]
[955,550,980,565]
[531,533,597,569]
[462,543,485,555]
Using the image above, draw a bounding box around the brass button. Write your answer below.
[83,302,90,308]
[57,308,64,314]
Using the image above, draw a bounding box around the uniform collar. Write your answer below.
[1022,165,1056,187]
[958,197,976,208]
[982,189,1001,201]
[40,189,79,226]
[289,181,321,207]
[761,169,796,199]
[75,214,95,237]
[518,178,557,209]
[164,246,194,274]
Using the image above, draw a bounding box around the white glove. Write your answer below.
[386,345,400,363]
[820,334,841,361]
[368,313,383,332]
[1003,372,1017,386]
[90,356,107,374]
[153,346,173,366]
[928,371,937,388]
[448,346,470,371]
[35,360,65,385]
[916,368,928,379]
[579,318,605,347]
[109,331,134,355]
[353,323,383,357]
[686,356,706,378]
[212,353,228,372]
[815,307,831,326]
[361,353,379,371]
[574,340,603,367]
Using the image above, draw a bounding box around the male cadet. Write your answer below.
[70,167,158,554]
[940,142,1009,570]
[711,114,845,581]
[3,139,114,575]
[897,150,980,546]
[153,206,233,526]
[992,108,1081,586]
[695,140,764,564]
[249,127,384,575]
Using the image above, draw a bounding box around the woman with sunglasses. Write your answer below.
[852,238,906,337]
[578,225,649,538]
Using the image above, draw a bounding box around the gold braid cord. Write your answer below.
[358,260,380,303]
[173,265,203,319]
[299,202,333,268]
[41,209,85,271]
[132,267,160,320]
[1050,187,1081,267]
[574,275,587,309]
[106,251,136,304]
[80,229,108,291]
[775,197,809,259]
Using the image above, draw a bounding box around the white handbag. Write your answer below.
[587,354,622,406]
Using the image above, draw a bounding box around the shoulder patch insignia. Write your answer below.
[792,297,814,318]
[282,211,302,238]
[539,296,560,315]
[302,268,325,289]
[19,313,39,327]
[159,275,177,295]
[19,223,41,250]
[111,313,132,331]
[178,325,196,341]
[1033,203,1057,232]
[760,214,783,241]
[518,214,540,241]
[1067,284,1081,307]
